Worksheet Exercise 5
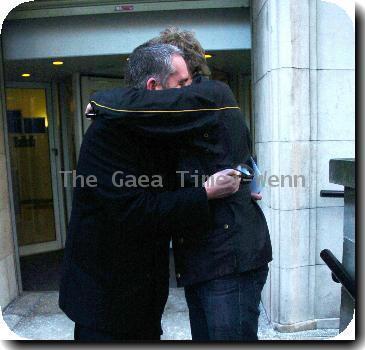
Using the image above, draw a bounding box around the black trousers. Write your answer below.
[74,323,161,342]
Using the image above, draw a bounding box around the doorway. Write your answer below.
[5,83,64,290]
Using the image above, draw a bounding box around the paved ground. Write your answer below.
[1,289,339,341]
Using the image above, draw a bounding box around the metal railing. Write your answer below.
[320,190,344,198]
[320,249,355,301]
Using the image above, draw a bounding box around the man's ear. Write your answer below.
[146,78,158,90]
[147,78,163,90]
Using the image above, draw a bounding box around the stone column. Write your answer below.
[311,0,355,330]
[251,0,354,331]
[0,38,19,309]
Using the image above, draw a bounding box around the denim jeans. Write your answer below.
[184,264,269,341]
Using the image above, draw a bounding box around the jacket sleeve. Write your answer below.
[89,81,239,141]
[215,81,253,162]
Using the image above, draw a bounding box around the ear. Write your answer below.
[146,78,159,90]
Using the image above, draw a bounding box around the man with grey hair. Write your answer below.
[125,43,191,89]
[59,43,241,342]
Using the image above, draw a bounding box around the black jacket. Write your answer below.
[87,78,272,287]
[58,94,213,334]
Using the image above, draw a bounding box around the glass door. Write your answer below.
[5,85,62,256]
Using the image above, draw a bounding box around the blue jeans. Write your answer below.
[184,265,269,341]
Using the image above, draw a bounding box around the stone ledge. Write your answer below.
[272,318,341,334]
[273,320,317,333]
[316,318,340,329]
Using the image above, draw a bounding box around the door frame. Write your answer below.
[5,81,65,256]
[73,73,125,157]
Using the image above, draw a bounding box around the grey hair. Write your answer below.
[125,43,183,88]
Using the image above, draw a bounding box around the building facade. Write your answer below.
[0,0,355,333]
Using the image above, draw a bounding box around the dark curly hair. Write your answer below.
[147,27,211,78]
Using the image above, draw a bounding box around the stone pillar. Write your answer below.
[0,38,19,309]
[251,0,354,331]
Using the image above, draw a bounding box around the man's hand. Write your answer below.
[85,103,93,115]
[204,169,241,200]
